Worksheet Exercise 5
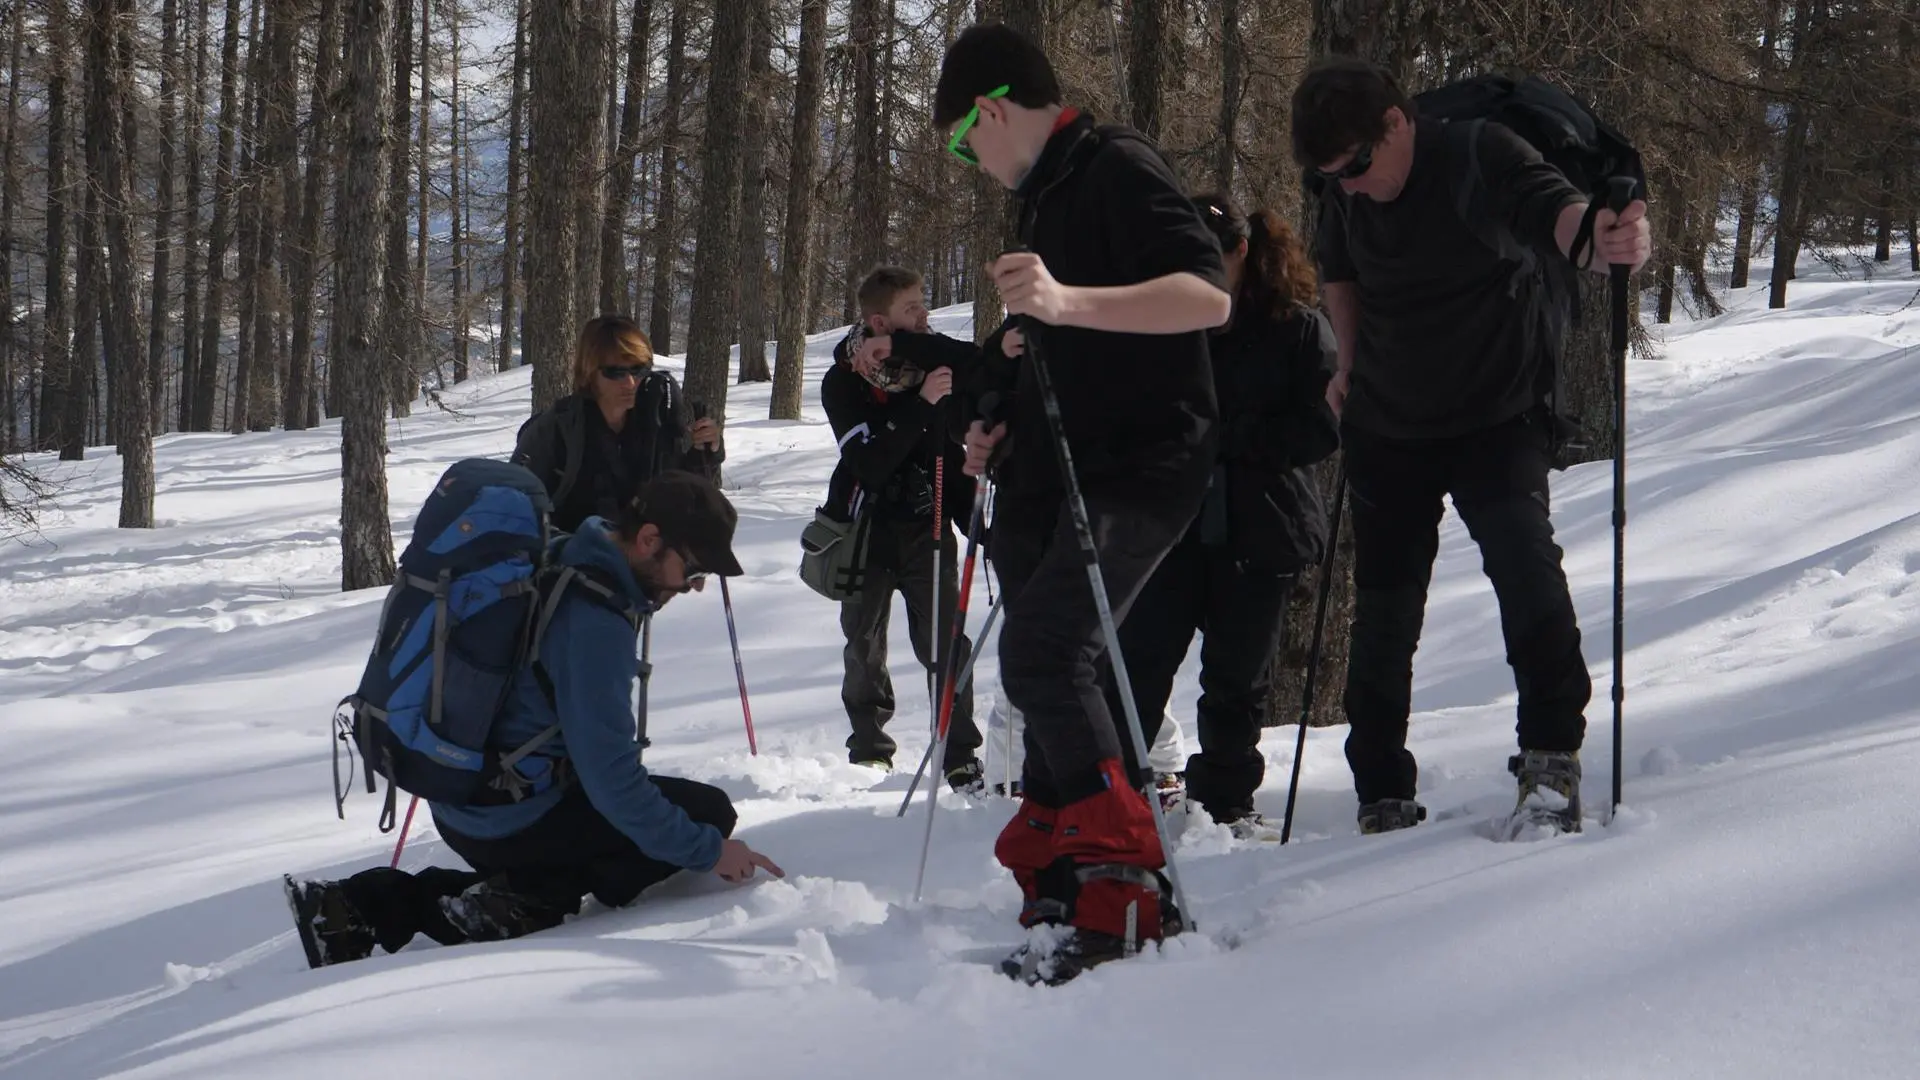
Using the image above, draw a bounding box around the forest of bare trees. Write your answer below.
[0,0,1915,702]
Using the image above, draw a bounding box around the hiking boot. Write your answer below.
[1357,798,1428,835]
[1506,749,1583,834]
[284,875,376,969]
[946,759,987,797]
[1219,809,1283,842]
[437,879,566,943]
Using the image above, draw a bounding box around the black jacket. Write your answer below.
[1315,117,1584,439]
[961,112,1229,501]
[1195,304,1341,573]
[820,329,977,535]
[510,371,719,534]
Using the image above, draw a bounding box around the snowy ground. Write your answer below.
[5,258,1920,1079]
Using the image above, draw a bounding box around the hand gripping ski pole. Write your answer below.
[695,402,757,756]
[1281,463,1345,845]
[1014,303,1196,931]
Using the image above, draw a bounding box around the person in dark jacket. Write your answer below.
[820,266,987,788]
[511,316,722,534]
[1292,58,1650,835]
[935,22,1232,981]
[284,472,783,968]
[1102,193,1339,839]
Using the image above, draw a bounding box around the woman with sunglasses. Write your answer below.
[1101,192,1340,840]
[511,316,723,534]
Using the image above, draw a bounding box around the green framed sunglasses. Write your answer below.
[946,84,1011,165]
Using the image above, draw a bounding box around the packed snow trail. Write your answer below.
[5,265,1920,1078]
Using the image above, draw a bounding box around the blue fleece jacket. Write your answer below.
[429,518,725,873]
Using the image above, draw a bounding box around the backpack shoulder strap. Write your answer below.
[1441,117,1532,268]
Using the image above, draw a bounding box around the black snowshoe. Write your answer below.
[284,875,376,969]
[998,865,1184,987]
[1357,798,1428,835]
[1499,749,1583,839]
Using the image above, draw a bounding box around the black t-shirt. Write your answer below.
[979,113,1229,500]
[1317,117,1584,439]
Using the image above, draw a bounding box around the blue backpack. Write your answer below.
[331,458,640,832]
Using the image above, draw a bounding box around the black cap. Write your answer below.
[623,470,745,577]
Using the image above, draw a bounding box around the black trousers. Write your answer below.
[1341,411,1591,805]
[337,777,737,955]
[990,478,1202,807]
[1104,528,1296,820]
[839,517,982,768]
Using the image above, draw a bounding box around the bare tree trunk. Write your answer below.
[600,0,651,316]
[289,0,342,428]
[848,0,883,286]
[193,0,242,432]
[498,0,525,369]
[734,0,771,384]
[1769,0,1819,310]
[681,0,750,451]
[144,0,182,434]
[770,0,824,420]
[646,0,688,352]
[526,0,599,410]
[1127,0,1170,141]
[382,0,415,414]
[251,0,298,431]
[87,0,152,523]
[230,0,264,434]
[449,0,468,381]
[179,0,209,433]
[75,180,100,454]
[41,0,75,456]
[1729,171,1758,289]
[572,0,610,327]
[0,0,22,451]
[1215,0,1243,190]
[338,0,397,590]
[415,0,430,347]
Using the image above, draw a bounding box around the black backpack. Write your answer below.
[1412,74,1647,466]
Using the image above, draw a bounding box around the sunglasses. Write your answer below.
[1317,141,1375,181]
[946,84,1011,166]
[599,364,651,383]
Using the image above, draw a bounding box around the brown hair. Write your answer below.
[571,316,655,393]
[856,266,924,319]
[1289,57,1412,170]
[1193,191,1318,320]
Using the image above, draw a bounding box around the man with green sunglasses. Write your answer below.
[931,22,1231,986]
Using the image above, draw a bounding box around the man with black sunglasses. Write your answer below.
[1289,58,1651,836]
[286,471,784,967]
[932,22,1231,983]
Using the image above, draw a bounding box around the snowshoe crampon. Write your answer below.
[999,871,1184,987]
[1357,798,1427,835]
[1495,750,1584,841]
[284,875,375,969]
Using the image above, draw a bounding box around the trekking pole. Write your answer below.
[1604,178,1636,819]
[896,592,1004,815]
[389,795,419,867]
[721,577,758,755]
[929,455,945,736]
[695,401,757,756]
[1281,463,1346,845]
[910,476,990,902]
[1016,306,1197,931]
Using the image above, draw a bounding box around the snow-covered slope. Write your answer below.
[4,264,1920,1079]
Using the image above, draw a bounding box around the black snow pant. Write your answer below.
[1103,527,1296,821]
[1341,410,1591,806]
[336,777,736,955]
[839,516,982,770]
[989,475,1204,808]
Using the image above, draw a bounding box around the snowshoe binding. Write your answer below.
[946,759,988,798]
[1357,798,1427,835]
[1499,750,1583,840]
[1220,809,1283,843]
[999,864,1183,987]
[284,875,376,969]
